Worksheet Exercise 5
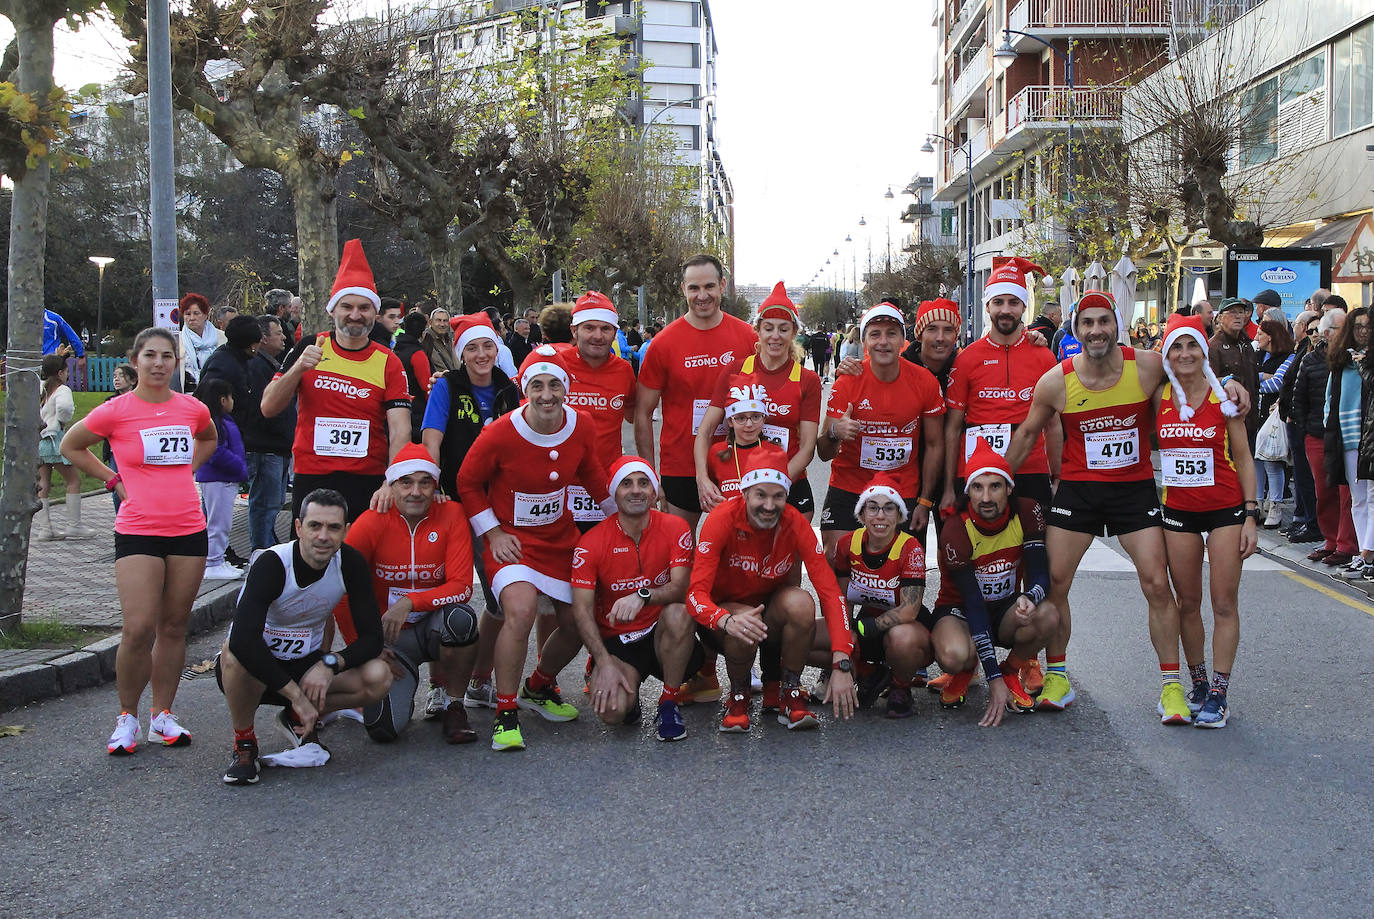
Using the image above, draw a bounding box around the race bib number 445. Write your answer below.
[514,489,565,527]
[140,424,193,465]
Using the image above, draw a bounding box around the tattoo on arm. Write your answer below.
[876,585,924,631]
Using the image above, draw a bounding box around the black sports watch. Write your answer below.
[322,653,343,674]
[637,587,652,602]
[832,658,853,674]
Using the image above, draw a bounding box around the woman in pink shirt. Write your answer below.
[62,328,217,755]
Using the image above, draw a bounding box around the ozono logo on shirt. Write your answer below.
[978,386,1035,401]
[684,351,733,369]
[1079,413,1137,433]
[610,394,625,411]
[1159,423,1217,439]
[313,376,373,399]
[610,576,649,593]
[678,530,694,551]
[696,540,712,555]
[565,392,611,410]
[572,547,589,568]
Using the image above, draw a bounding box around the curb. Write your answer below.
[0,581,241,712]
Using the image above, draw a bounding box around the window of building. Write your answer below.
[1240,50,1329,167]
[418,37,433,56]
[643,40,698,68]
[1333,20,1374,137]
[645,82,698,105]
[645,1,699,26]
[496,25,507,43]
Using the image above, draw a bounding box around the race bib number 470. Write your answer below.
[1084,429,1138,470]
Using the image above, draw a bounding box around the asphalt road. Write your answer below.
[2,456,1372,918]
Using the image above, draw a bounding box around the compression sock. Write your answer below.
[1046,654,1067,678]
[496,693,518,713]
[891,676,913,689]
[1211,670,1230,697]
[1188,662,1208,686]
[526,667,556,692]
[660,684,681,704]
[1005,653,1027,673]
[1160,662,1181,689]
[234,727,256,743]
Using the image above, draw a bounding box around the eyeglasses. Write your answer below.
[1307,326,1320,335]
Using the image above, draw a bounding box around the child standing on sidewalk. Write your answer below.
[195,378,248,580]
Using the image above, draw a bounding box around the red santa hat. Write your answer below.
[518,343,570,393]
[737,453,792,495]
[757,282,798,323]
[853,473,908,523]
[961,437,1014,493]
[982,256,1045,305]
[1071,290,1130,345]
[385,442,441,484]
[859,301,905,340]
[1160,313,1240,422]
[451,312,500,357]
[326,239,382,315]
[608,455,659,497]
[723,374,769,420]
[571,291,618,327]
[912,298,961,336]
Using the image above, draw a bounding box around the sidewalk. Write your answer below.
[0,490,289,710]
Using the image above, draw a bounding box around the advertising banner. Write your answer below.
[1225,247,1333,320]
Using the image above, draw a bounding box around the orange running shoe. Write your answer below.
[1002,670,1035,712]
[679,671,722,705]
[1020,658,1044,695]
[926,671,953,694]
[940,669,975,708]
[778,687,819,730]
[719,691,751,733]
[761,680,782,713]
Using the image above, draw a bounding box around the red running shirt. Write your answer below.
[82,392,212,537]
[558,344,637,461]
[283,334,411,476]
[834,529,926,614]
[1058,348,1155,482]
[687,497,853,656]
[825,360,944,495]
[1156,385,1243,512]
[706,439,788,497]
[708,354,822,462]
[332,500,475,644]
[570,510,694,638]
[945,332,1055,474]
[637,313,758,477]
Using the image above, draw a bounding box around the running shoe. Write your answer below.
[424,686,451,719]
[655,699,687,742]
[1187,680,1209,714]
[856,665,892,708]
[808,672,830,704]
[1035,671,1076,710]
[463,679,497,709]
[939,670,975,709]
[719,692,751,733]
[222,738,260,786]
[202,562,244,580]
[1002,671,1035,712]
[517,680,579,722]
[442,704,477,744]
[779,687,820,730]
[1157,683,1193,725]
[761,680,782,713]
[886,684,914,719]
[491,710,525,751]
[275,707,305,748]
[1020,658,1045,695]
[106,712,140,755]
[1193,691,1228,729]
[1342,558,1366,579]
[750,667,764,692]
[679,671,721,705]
[926,671,953,695]
[149,709,192,746]
[1363,562,1374,582]
[911,668,929,689]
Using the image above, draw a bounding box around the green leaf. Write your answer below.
[192,103,215,127]
[348,107,366,119]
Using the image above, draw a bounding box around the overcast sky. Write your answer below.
[4,0,939,290]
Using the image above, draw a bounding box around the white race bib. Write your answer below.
[386,586,428,623]
[1084,429,1139,470]
[567,484,606,523]
[513,488,564,527]
[975,567,1015,602]
[139,424,193,465]
[761,423,790,451]
[313,417,369,458]
[263,625,318,661]
[691,398,710,435]
[618,623,656,644]
[965,424,1012,459]
[859,435,912,471]
[1161,448,1214,487]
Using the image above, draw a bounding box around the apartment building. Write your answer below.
[929,0,1173,334]
[899,175,958,253]
[407,1,734,262]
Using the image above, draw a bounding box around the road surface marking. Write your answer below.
[1281,571,1374,618]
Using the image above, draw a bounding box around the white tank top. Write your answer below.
[240,542,347,660]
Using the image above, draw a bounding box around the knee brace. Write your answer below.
[438,603,479,648]
[364,652,418,743]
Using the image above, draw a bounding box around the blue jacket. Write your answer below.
[43,310,85,357]
[196,415,248,484]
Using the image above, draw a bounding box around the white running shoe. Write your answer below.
[107,712,141,755]
[424,686,451,719]
[149,709,192,746]
[463,679,497,709]
[203,562,244,580]
[749,667,764,692]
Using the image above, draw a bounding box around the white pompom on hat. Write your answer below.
[1159,313,1240,422]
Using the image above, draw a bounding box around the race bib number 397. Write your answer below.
[313,417,370,458]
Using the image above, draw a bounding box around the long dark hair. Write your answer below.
[1258,318,1293,358]
[1329,307,1368,371]
[194,377,233,439]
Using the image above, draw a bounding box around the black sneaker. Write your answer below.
[886,684,914,719]
[856,665,892,708]
[275,707,318,747]
[223,739,260,785]
[1288,526,1323,543]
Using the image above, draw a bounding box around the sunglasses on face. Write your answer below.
[1307,326,1319,335]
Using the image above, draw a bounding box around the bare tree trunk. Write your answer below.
[427,232,465,314]
[284,160,340,338]
[0,6,57,631]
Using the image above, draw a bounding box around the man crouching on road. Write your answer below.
[569,457,704,741]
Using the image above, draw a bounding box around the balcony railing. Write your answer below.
[1008,0,1172,31]
[948,46,988,108]
[1005,84,1124,131]
[944,126,988,181]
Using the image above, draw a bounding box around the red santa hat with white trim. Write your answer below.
[517,343,570,394]
[737,453,792,494]
[326,239,382,314]
[982,256,1046,305]
[723,374,769,420]
[859,301,905,339]
[1159,313,1241,422]
[608,455,659,497]
[451,312,501,357]
[757,282,798,324]
[853,473,908,522]
[961,437,1014,493]
[385,442,442,484]
[572,290,618,327]
[1071,290,1130,346]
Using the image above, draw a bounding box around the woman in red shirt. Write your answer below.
[1153,314,1257,729]
[62,327,218,754]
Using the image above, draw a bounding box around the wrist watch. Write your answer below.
[832,658,853,674]
[322,653,343,674]
[637,587,652,602]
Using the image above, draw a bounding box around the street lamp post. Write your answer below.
[920,135,975,330]
[89,256,115,358]
[995,32,1075,206]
